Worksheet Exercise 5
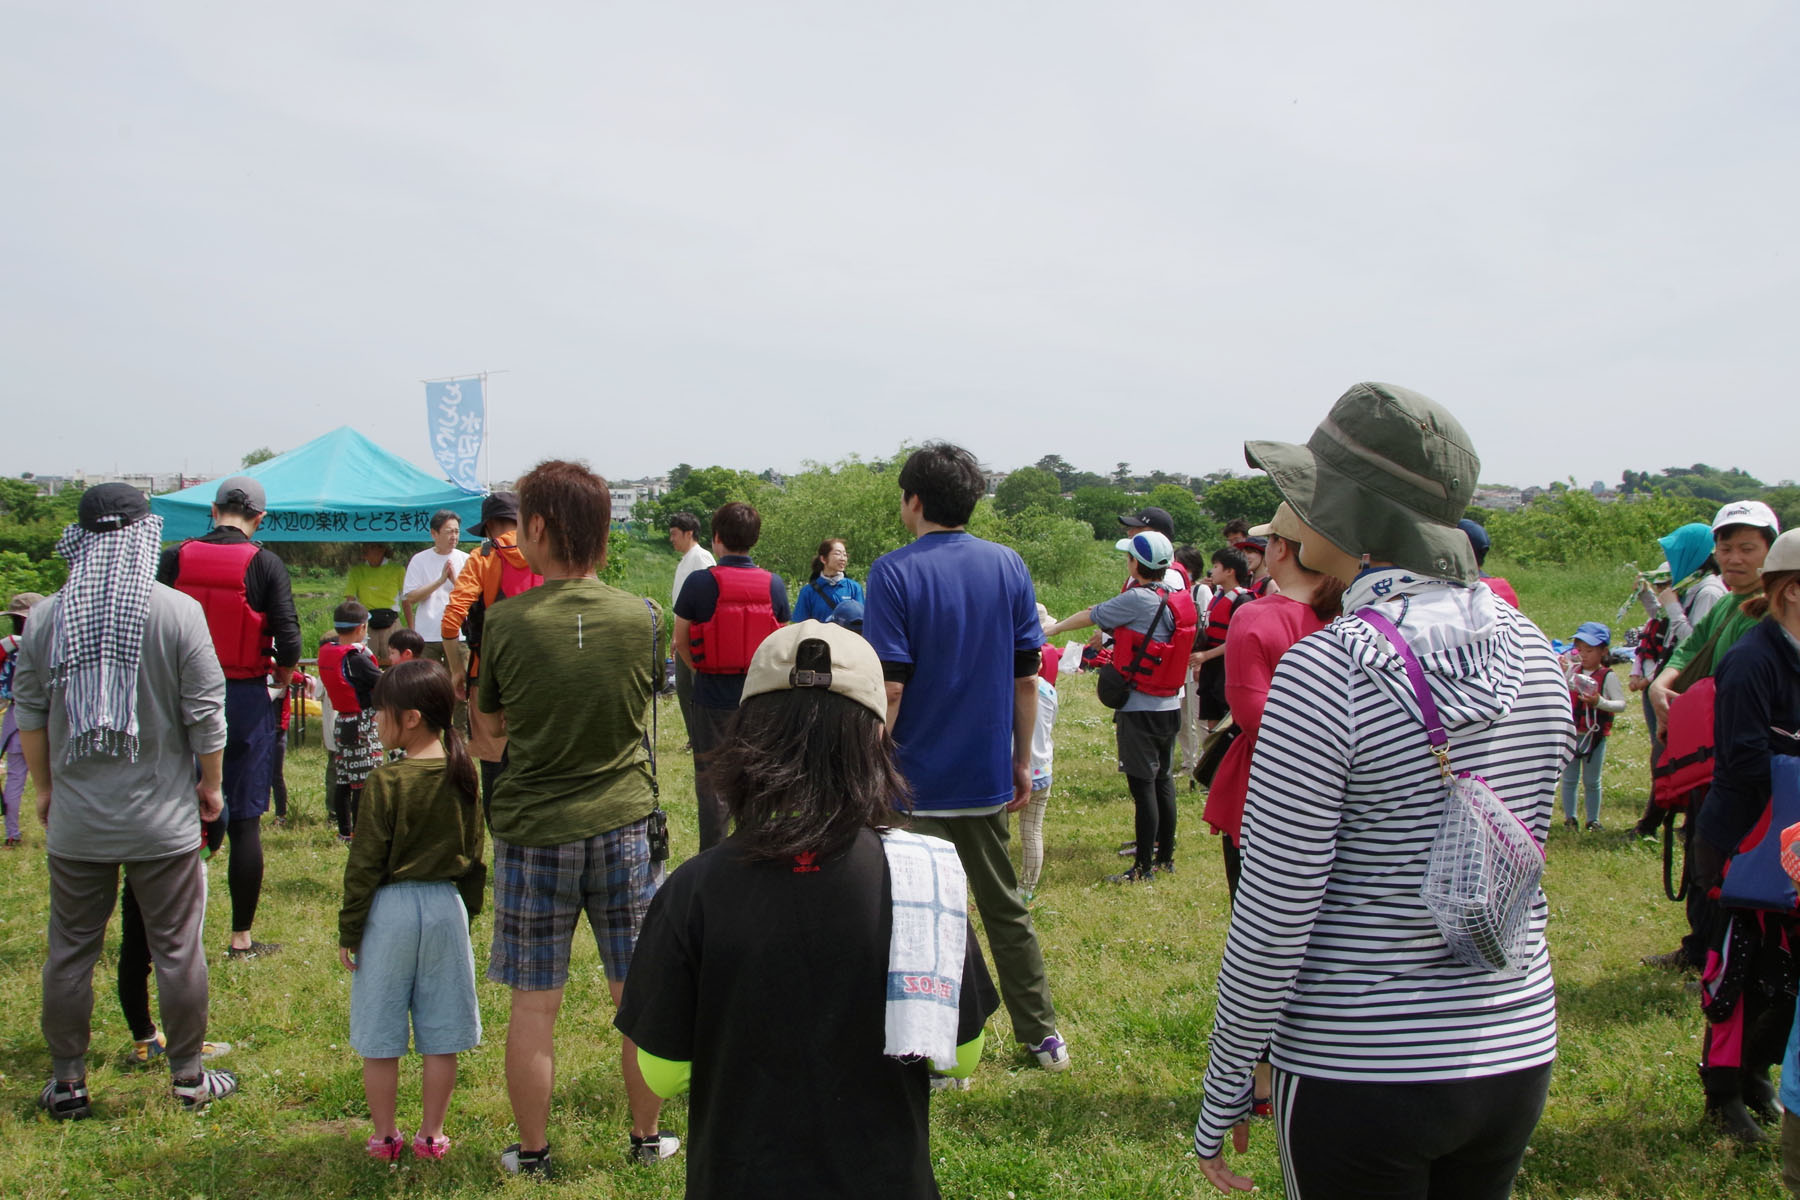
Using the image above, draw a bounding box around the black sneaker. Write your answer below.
[225,940,281,961]
[500,1142,552,1177]
[172,1069,239,1110]
[1563,817,1579,830]
[39,1077,91,1120]
[1641,948,1699,974]
[1106,865,1153,884]
[1586,820,1604,832]
[1152,860,1175,876]
[628,1131,681,1165]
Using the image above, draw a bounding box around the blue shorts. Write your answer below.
[349,881,481,1058]
[487,816,663,991]
[222,678,279,822]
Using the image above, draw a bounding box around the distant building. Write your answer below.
[609,476,670,523]
[984,470,1008,495]
[1470,486,1525,511]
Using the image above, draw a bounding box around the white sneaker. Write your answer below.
[1027,1033,1071,1071]
[629,1131,681,1165]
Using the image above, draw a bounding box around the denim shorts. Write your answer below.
[487,815,664,991]
[348,881,481,1058]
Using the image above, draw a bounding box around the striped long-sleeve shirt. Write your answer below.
[1195,584,1572,1158]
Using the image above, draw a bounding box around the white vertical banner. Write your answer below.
[425,376,486,493]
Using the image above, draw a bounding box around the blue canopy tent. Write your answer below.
[150,426,484,541]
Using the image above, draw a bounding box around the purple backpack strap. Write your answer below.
[1355,606,1452,776]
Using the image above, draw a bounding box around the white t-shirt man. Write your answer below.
[403,546,469,643]
[671,542,717,607]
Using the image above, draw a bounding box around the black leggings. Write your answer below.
[1273,1063,1551,1200]
[225,817,263,934]
[1127,772,1175,870]
[332,782,359,838]
[270,731,288,819]
[117,882,155,1041]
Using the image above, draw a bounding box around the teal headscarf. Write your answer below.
[1658,523,1714,586]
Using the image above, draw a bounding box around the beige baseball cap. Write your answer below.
[1761,529,1800,576]
[1249,501,1362,581]
[739,620,887,722]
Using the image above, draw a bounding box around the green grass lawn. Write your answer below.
[0,556,1791,1198]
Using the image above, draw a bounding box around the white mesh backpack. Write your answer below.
[1358,607,1546,976]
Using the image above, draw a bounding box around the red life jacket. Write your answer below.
[1653,676,1717,810]
[690,565,780,675]
[1571,667,1615,740]
[462,539,546,660]
[1203,587,1251,650]
[1110,586,1200,697]
[173,540,272,679]
[315,640,363,715]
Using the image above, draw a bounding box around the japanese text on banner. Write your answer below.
[424,378,485,493]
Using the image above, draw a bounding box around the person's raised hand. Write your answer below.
[1196,1121,1254,1193]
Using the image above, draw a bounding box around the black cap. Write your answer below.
[78,483,151,533]
[1117,506,1175,539]
[470,491,520,538]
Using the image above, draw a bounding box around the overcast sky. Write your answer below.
[3,3,1795,491]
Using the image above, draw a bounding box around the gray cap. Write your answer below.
[213,475,266,514]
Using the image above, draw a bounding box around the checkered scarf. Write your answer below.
[49,515,163,762]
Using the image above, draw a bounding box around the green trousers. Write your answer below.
[907,809,1059,1045]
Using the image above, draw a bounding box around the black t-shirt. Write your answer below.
[616,827,999,1200]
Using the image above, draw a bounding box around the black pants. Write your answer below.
[225,817,263,934]
[480,754,507,830]
[1274,1063,1552,1200]
[332,782,359,838]
[117,882,155,1041]
[1222,834,1243,903]
[1683,811,1725,969]
[270,729,288,818]
[1116,709,1179,870]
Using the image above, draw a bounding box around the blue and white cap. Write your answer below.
[1115,529,1174,570]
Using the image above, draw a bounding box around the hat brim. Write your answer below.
[1245,439,1476,583]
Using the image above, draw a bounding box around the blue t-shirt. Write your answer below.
[790,575,866,624]
[863,531,1041,815]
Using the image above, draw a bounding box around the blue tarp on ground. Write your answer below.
[150,426,484,542]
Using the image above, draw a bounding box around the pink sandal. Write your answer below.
[366,1133,405,1162]
[412,1133,450,1160]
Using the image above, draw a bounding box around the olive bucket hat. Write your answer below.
[1244,382,1480,583]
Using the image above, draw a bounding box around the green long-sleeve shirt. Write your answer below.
[1664,592,1757,681]
[339,757,486,948]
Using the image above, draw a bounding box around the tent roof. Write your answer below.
[150,426,484,542]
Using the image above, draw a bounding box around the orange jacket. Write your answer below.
[441,536,540,675]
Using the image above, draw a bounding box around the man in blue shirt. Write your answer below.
[863,442,1069,1072]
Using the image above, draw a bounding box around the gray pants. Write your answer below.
[44,851,209,1079]
[689,702,735,852]
[674,657,698,744]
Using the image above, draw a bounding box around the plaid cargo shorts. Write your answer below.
[487,815,664,990]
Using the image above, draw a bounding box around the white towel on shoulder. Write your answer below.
[880,829,968,1068]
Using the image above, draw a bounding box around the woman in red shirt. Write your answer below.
[1202,503,1350,901]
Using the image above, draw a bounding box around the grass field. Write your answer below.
[0,549,1792,1198]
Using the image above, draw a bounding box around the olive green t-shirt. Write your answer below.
[1665,592,1757,680]
[478,577,665,846]
[338,757,487,948]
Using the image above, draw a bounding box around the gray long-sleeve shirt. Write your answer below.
[11,584,227,862]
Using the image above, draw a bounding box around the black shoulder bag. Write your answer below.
[1096,593,1170,710]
